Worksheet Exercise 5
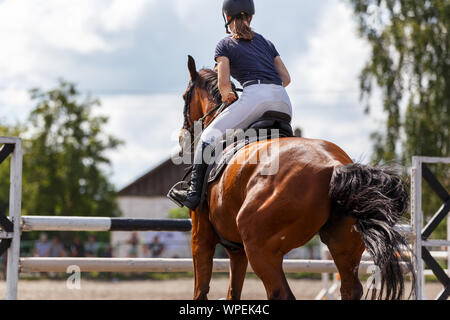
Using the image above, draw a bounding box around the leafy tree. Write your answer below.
[23,80,123,219]
[1,82,123,244]
[349,0,449,236]
[349,0,449,162]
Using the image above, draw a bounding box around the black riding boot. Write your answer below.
[168,144,209,211]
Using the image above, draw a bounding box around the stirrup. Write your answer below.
[167,181,190,208]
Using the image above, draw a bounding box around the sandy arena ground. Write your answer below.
[0,278,444,300]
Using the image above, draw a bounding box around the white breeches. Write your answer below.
[194,84,292,164]
[202,84,292,143]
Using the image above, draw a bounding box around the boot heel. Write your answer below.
[167,182,189,208]
[167,191,184,208]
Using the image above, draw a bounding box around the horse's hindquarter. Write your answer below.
[209,138,353,252]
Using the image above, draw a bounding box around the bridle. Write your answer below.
[182,81,197,136]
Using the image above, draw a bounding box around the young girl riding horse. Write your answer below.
[170,0,293,210]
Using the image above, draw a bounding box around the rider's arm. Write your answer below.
[274,56,291,87]
[216,56,237,104]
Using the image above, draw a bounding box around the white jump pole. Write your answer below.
[21,216,112,232]
[19,257,399,275]
[4,138,22,300]
[315,243,330,300]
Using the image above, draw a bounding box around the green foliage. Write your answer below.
[168,207,190,219]
[349,0,449,162]
[22,80,123,219]
[349,0,449,236]
[0,81,124,242]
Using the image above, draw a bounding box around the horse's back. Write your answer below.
[220,137,353,197]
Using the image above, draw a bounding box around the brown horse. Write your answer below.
[180,56,414,300]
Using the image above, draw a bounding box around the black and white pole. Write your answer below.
[21,216,192,232]
[412,156,450,300]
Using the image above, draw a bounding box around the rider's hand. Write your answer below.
[224,92,237,105]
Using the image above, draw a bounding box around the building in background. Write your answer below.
[113,159,192,258]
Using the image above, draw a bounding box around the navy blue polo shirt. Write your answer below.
[214,32,283,87]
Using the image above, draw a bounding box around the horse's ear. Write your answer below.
[187,55,198,81]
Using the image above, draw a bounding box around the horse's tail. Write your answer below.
[329,163,415,300]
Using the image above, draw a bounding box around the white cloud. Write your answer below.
[0,85,29,109]
[289,0,369,105]
[0,0,152,84]
[96,93,183,188]
[173,0,219,21]
[0,85,31,123]
[100,0,153,32]
[287,0,384,162]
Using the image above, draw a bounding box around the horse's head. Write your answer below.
[179,55,222,152]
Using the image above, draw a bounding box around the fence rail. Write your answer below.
[19,257,405,275]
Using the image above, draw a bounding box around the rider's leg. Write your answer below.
[169,123,227,210]
[169,141,211,210]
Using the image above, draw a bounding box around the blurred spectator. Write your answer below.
[102,245,113,258]
[85,235,99,257]
[148,236,165,258]
[49,236,66,257]
[127,232,139,258]
[141,243,150,258]
[69,236,85,257]
[34,233,51,257]
[216,245,228,259]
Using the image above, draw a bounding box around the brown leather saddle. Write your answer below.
[201,110,293,202]
[206,111,293,185]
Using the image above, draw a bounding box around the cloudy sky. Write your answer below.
[0,0,385,189]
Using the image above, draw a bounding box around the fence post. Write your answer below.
[5,139,22,300]
[411,157,424,300]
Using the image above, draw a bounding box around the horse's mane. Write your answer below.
[196,69,222,106]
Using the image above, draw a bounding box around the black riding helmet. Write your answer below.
[222,0,255,33]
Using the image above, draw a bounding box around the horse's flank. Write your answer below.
[208,137,353,254]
